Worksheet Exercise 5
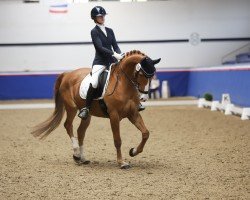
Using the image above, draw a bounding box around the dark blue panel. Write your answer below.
[0,69,249,107]
[156,71,189,96]
[0,75,58,100]
[187,70,250,107]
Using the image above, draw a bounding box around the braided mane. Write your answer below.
[124,50,146,57]
[113,50,146,68]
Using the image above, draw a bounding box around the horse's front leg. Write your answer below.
[109,112,130,169]
[128,113,149,157]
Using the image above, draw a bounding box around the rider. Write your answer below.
[78,6,145,119]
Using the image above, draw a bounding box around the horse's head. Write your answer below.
[118,50,161,99]
[134,56,161,95]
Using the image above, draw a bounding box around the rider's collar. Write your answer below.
[96,23,105,28]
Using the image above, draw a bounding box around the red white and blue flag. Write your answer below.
[49,3,68,14]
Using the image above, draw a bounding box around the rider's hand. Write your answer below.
[113,52,124,61]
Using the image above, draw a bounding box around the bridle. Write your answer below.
[119,63,152,95]
[106,56,157,97]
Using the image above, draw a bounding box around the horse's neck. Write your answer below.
[112,54,143,98]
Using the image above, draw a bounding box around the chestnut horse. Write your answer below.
[31,50,160,169]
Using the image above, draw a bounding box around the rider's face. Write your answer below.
[96,16,105,25]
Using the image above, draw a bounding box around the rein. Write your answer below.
[119,64,150,95]
[106,63,138,96]
[120,67,139,89]
[106,66,120,96]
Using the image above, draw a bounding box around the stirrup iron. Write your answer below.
[78,107,89,119]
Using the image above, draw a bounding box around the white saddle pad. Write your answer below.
[79,66,113,100]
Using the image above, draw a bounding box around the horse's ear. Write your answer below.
[153,58,161,65]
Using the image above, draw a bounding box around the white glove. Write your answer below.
[140,94,149,102]
[113,52,124,61]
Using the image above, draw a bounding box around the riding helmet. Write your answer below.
[91,6,107,19]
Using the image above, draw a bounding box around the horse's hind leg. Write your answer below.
[64,105,80,159]
[76,116,91,164]
[128,113,149,157]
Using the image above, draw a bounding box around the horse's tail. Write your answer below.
[31,73,65,139]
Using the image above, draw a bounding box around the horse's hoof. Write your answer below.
[73,155,81,162]
[121,163,131,169]
[81,160,90,165]
[129,148,135,157]
[73,155,90,165]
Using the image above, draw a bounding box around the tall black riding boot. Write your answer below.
[78,84,96,119]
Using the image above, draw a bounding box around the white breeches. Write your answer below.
[91,65,106,88]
